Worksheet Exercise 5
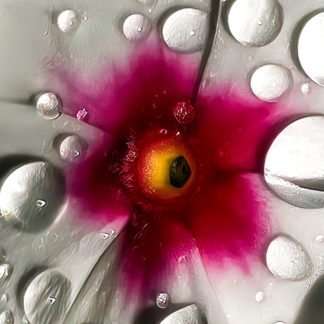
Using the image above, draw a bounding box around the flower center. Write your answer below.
[169,155,192,188]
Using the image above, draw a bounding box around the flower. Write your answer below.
[58,46,292,303]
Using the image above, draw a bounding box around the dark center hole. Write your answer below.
[169,156,192,188]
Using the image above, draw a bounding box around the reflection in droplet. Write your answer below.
[250,64,291,102]
[36,93,62,120]
[228,0,282,47]
[0,162,65,232]
[162,8,208,52]
[0,310,13,324]
[59,135,84,162]
[266,235,312,280]
[123,14,152,41]
[298,12,324,87]
[24,269,71,324]
[156,292,169,309]
[57,10,78,33]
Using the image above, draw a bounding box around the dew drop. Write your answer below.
[228,0,283,47]
[59,135,84,162]
[159,129,168,135]
[250,64,291,102]
[156,292,169,309]
[255,291,265,302]
[0,310,13,324]
[123,14,152,41]
[266,235,313,280]
[162,8,208,52]
[315,235,324,243]
[0,162,65,232]
[57,10,78,33]
[36,92,62,120]
[301,82,311,95]
[23,269,71,324]
[298,12,324,87]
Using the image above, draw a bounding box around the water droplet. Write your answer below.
[266,235,313,280]
[0,162,65,232]
[173,101,196,124]
[76,108,88,121]
[36,199,46,208]
[0,264,12,282]
[57,10,78,32]
[0,310,13,324]
[162,8,208,52]
[24,269,71,324]
[255,291,265,302]
[250,64,291,102]
[160,305,202,324]
[298,12,324,87]
[36,93,62,120]
[123,14,151,41]
[228,0,282,47]
[273,322,285,324]
[59,135,84,162]
[264,116,324,208]
[301,82,311,95]
[156,292,169,309]
[315,235,324,243]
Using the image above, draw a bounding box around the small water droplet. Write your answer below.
[315,234,324,243]
[36,200,46,208]
[59,135,84,162]
[57,10,78,32]
[301,83,311,95]
[123,14,151,41]
[173,101,196,125]
[36,93,62,120]
[255,291,265,302]
[76,108,88,121]
[190,30,196,36]
[266,235,312,280]
[258,19,263,25]
[156,292,169,309]
[250,64,291,102]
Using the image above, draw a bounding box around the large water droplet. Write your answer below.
[23,269,71,324]
[0,310,13,324]
[57,10,78,33]
[58,135,84,162]
[160,304,203,324]
[264,116,324,208]
[298,12,324,87]
[266,235,313,280]
[156,292,169,309]
[0,162,65,232]
[162,8,208,52]
[250,64,291,102]
[36,93,62,120]
[123,14,152,41]
[228,0,283,47]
